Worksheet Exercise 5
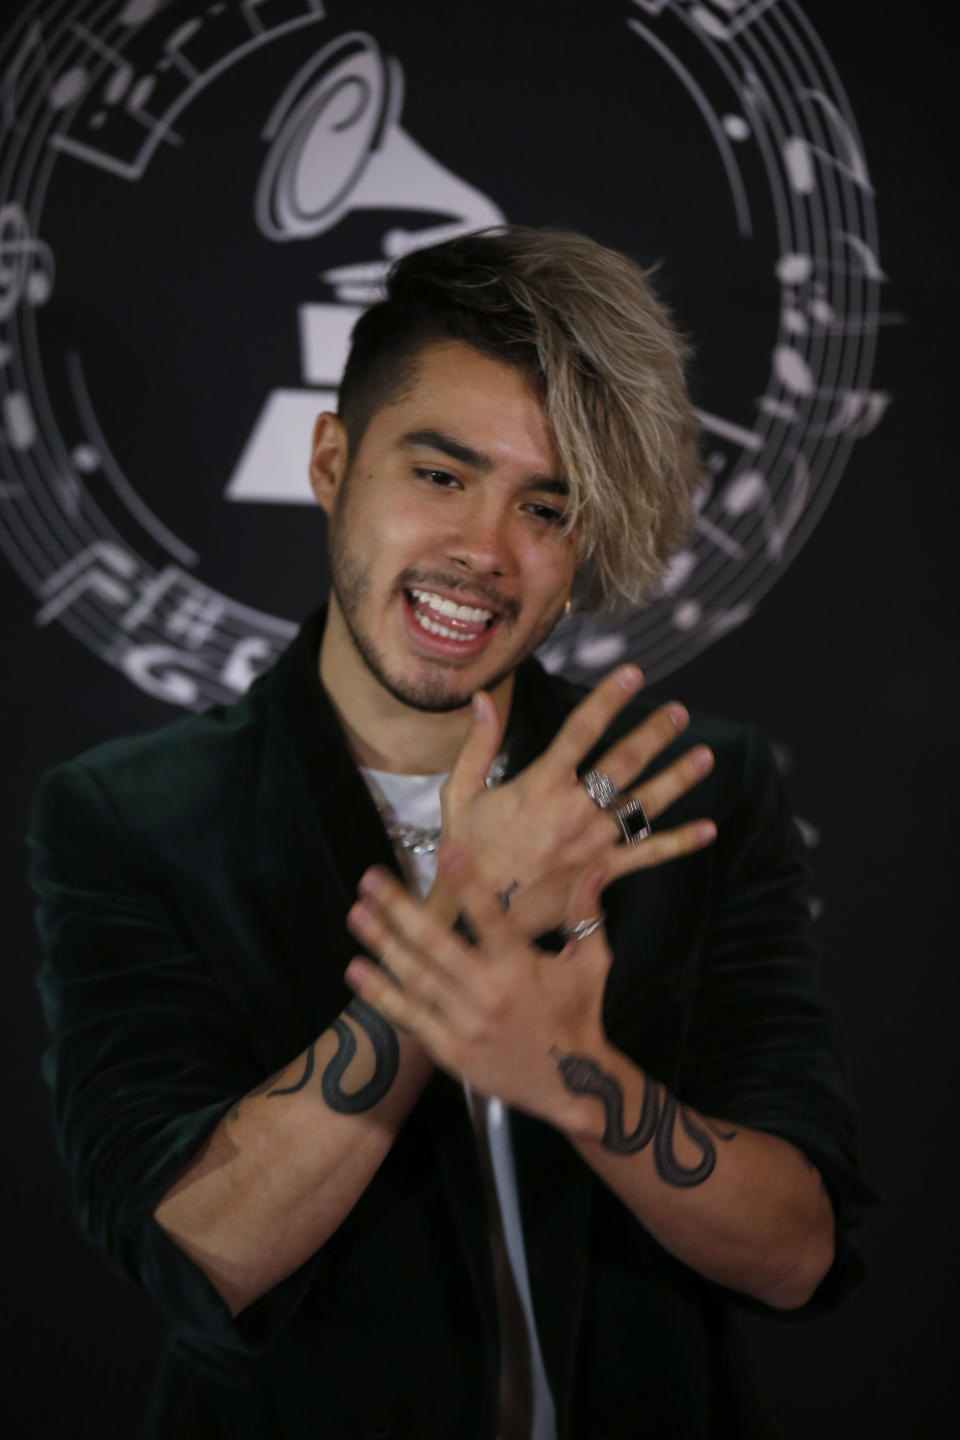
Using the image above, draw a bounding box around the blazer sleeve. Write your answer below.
[678,725,879,1317]
[29,759,323,1382]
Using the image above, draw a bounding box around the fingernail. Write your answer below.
[691,746,714,774]
[472,692,485,719]
[344,958,369,988]
[359,867,387,894]
[669,703,689,728]
[697,821,717,844]
[349,901,371,928]
[618,665,643,692]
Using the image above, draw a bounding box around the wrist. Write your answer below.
[548,1036,634,1144]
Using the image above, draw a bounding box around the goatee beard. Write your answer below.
[327,531,558,714]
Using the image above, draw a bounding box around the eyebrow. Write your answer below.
[400,428,569,496]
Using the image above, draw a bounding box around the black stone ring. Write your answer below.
[613,796,652,845]
[582,769,652,844]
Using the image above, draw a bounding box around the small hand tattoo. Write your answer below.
[496,879,520,913]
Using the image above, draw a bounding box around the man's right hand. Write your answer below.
[435,665,717,938]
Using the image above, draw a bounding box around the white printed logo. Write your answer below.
[0,0,896,707]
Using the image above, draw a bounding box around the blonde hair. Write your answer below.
[338,226,702,612]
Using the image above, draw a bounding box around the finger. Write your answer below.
[347,897,467,1009]
[542,664,645,775]
[435,845,519,954]
[443,690,504,808]
[564,865,606,930]
[589,701,691,793]
[355,866,483,987]
[628,743,714,821]
[345,955,451,1050]
[559,866,611,958]
[604,819,717,881]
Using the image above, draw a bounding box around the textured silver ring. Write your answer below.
[582,768,621,809]
[561,911,606,942]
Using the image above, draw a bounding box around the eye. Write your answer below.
[414,467,461,489]
[524,501,565,525]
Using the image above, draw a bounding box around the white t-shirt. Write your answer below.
[360,766,558,1440]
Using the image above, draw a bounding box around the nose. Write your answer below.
[444,494,513,577]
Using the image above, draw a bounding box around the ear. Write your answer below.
[309,412,349,514]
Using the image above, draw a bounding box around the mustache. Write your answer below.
[397,570,521,623]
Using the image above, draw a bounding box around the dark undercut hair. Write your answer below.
[337,240,543,448]
[336,226,702,613]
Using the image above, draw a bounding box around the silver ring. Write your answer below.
[582,769,652,845]
[614,796,652,845]
[582,769,621,810]
[561,910,606,942]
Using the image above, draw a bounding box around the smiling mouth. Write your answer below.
[404,587,498,643]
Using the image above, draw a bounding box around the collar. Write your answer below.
[265,603,587,800]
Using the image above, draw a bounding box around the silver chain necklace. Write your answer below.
[373,754,508,856]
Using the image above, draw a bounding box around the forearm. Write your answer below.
[154,1001,433,1316]
[559,1040,835,1309]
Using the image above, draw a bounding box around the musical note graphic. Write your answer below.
[2,390,37,451]
[573,632,628,669]
[44,0,325,181]
[221,635,275,692]
[672,599,701,631]
[719,454,809,561]
[722,114,750,141]
[695,408,763,452]
[71,444,100,473]
[119,0,171,24]
[686,0,780,43]
[783,92,873,197]
[832,231,887,282]
[773,345,815,399]
[0,203,55,321]
[702,603,754,638]
[35,542,139,627]
[162,20,203,80]
[813,390,892,440]
[11,18,137,122]
[659,549,698,595]
[118,566,224,647]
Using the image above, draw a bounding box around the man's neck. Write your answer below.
[319,604,513,774]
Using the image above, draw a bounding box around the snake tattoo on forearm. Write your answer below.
[230,998,399,1121]
[554,1052,735,1186]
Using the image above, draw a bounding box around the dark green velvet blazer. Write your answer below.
[29,610,875,1440]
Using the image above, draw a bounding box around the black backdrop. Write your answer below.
[2,2,956,1435]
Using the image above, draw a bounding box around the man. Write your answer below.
[30,228,874,1439]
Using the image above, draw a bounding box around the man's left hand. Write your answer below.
[344,847,609,1126]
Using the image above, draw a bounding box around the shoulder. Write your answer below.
[30,680,268,851]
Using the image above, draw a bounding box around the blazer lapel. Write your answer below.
[251,611,402,1039]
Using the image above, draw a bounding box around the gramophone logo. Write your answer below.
[230,30,504,505]
[0,0,895,709]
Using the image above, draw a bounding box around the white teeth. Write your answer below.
[409,588,493,623]
[412,609,480,642]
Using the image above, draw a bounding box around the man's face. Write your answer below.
[312,341,578,713]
